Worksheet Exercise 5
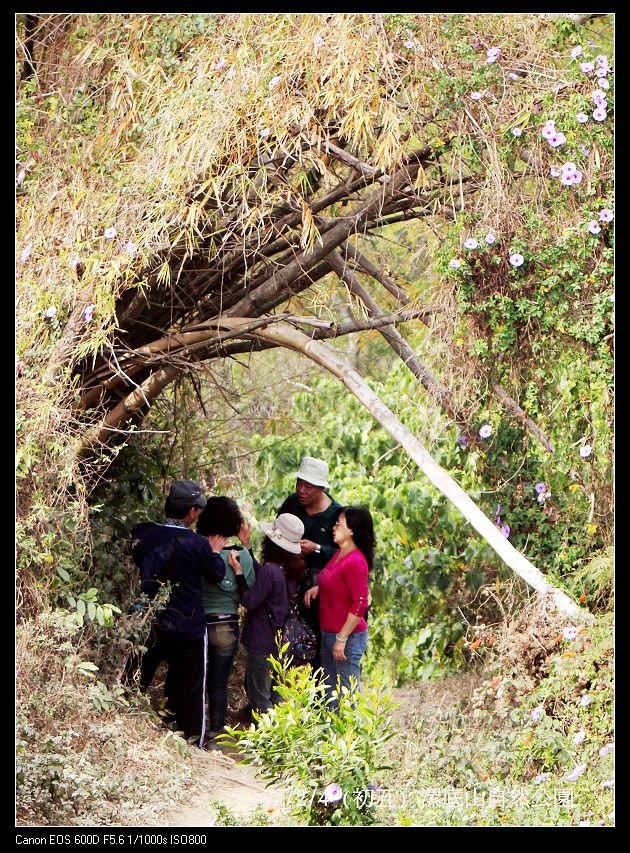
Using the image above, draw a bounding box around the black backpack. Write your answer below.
[282,601,318,664]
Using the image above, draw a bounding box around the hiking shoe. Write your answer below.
[206,727,227,740]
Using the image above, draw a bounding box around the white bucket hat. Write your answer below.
[260,513,305,554]
[292,456,329,488]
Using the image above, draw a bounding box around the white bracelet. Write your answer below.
[335,634,348,643]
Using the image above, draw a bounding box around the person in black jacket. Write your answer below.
[278,457,341,670]
[131,479,227,748]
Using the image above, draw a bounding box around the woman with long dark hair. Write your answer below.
[230,513,306,716]
[196,496,255,738]
[304,506,375,706]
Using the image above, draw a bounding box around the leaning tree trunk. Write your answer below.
[245,321,587,621]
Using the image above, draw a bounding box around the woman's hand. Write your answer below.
[228,550,243,575]
[333,615,359,661]
[208,534,228,554]
[333,639,347,662]
[303,585,319,607]
[238,521,253,549]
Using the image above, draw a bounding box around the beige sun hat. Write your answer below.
[292,456,329,488]
[260,513,304,554]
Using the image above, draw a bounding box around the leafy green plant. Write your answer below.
[220,651,397,826]
[566,546,614,612]
[375,610,614,826]
[210,802,273,827]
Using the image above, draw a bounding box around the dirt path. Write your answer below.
[152,744,287,827]
[147,677,482,828]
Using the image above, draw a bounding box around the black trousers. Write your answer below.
[137,624,208,747]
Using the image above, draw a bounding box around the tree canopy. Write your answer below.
[16,12,613,615]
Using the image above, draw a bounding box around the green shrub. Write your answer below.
[220,652,397,826]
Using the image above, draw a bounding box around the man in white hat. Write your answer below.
[278,456,342,667]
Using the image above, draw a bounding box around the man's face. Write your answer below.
[296,478,322,508]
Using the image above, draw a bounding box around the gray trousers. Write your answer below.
[245,650,279,715]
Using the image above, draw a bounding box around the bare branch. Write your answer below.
[492,384,555,453]
[245,320,587,621]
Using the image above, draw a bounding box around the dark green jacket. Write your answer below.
[201,546,255,614]
[278,492,342,578]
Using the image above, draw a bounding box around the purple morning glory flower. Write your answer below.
[599,208,614,223]
[456,434,468,447]
[560,163,582,186]
[495,504,501,516]
[44,306,57,319]
[83,303,95,322]
[449,259,462,269]
[598,78,609,90]
[566,763,587,782]
[576,112,588,123]
[580,444,592,458]
[541,122,556,141]
[580,62,595,74]
[588,220,601,235]
[479,424,492,439]
[485,233,496,244]
[323,783,343,804]
[486,47,500,63]
[596,54,611,72]
[500,523,510,538]
[509,253,524,267]
[464,238,479,249]
[570,46,583,59]
[535,482,547,494]
[470,91,482,101]
[592,107,607,122]
[547,132,566,148]
[511,127,522,137]
[550,165,561,178]
[103,227,117,239]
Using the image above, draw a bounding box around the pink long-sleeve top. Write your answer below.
[317,548,369,634]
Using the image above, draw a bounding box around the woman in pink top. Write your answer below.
[304,506,374,706]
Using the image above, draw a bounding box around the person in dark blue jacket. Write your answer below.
[131,479,227,748]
